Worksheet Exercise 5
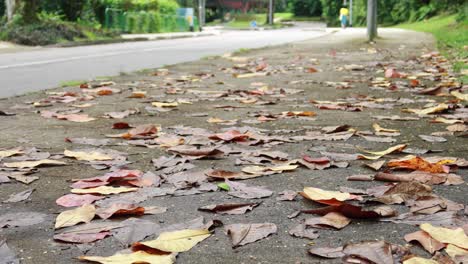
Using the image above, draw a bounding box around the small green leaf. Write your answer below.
[217,183,230,191]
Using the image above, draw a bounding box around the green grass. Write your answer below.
[60,80,87,87]
[396,15,467,82]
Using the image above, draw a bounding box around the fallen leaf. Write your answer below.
[277,190,297,201]
[366,160,386,171]
[3,159,66,168]
[56,194,104,207]
[450,90,468,101]
[55,113,95,122]
[96,203,146,219]
[134,229,211,252]
[152,101,179,108]
[420,223,468,249]
[343,240,394,264]
[54,231,110,244]
[387,156,449,173]
[225,223,277,247]
[226,180,273,199]
[445,244,468,259]
[79,251,174,264]
[419,135,447,143]
[55,204,96,229]
[199,203,259,215]
[309,246,345,258]
[113,218,161,246]
[300,187,352,205]
[168,145,224,159]
[305,212,351,229]
[3,189,34,203]
[302,204,396,219]
[0,212,46,228]
[0,239,19,264]
[406,103,449,116]
[112,122,132,129]
[357,144,407,160]
[403,257,438,264]
[289,223,319,239]
[208,130,249,142]
[404,230,445,254]
[64,149,113,161]
[0,147,24,159]
[71,186,138,195]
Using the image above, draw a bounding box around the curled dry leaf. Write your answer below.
[96,203,146,219]
[402,257,438,264]
[342,240,394,264]
[0,147,24,159]
[208,130,250,142]
[168,145,224,159]
[357,144,407,160]
[107,124,158,140]
[405,103,449,116]
[300,187,353,206]
[387,156,450,173]
[305,212,351,230]
[302,204,396,219]
[79,251,175,264]
[56,194,104,207]
[225,223,277,247]
[55,204,96,229]
[198,203,259,215]
[404,230,445,254]
[133,229,211,253]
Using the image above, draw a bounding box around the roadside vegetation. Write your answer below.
[396,14,468,82]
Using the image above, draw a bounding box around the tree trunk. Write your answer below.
[5,0,16,22]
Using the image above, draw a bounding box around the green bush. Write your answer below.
[0,20,85,45]
[291,0,322,17]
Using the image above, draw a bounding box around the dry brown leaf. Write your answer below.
[225,223,277,247]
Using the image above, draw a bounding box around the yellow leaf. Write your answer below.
[55,204,95,229]
[270,165,298,171]
[234,72,267,78]
[3,159,66,168]
[151,102,179,108]
[302,187,351,202]
[242,166,266,174]
[138,229,211,253]
[451,90,468,101]
[71,186,138,195]
[431,117,463,124]
[446,244,468,259]
[372,123,399,133]
[406,103,448,116]
[64,150,113,161]
[402,257,438,264]
[420,223,468,249]
[357,144,407,160]
[0,148,23,159]
[79,251,175,264]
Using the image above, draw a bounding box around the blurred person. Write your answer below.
[339,5,349,29]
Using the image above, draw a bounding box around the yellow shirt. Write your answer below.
[340,8,349,16]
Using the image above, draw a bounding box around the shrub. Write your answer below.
[291,0,322,17]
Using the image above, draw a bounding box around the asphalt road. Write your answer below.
[0,26,329,98]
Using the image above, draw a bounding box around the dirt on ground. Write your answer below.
[0,29,467,264]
